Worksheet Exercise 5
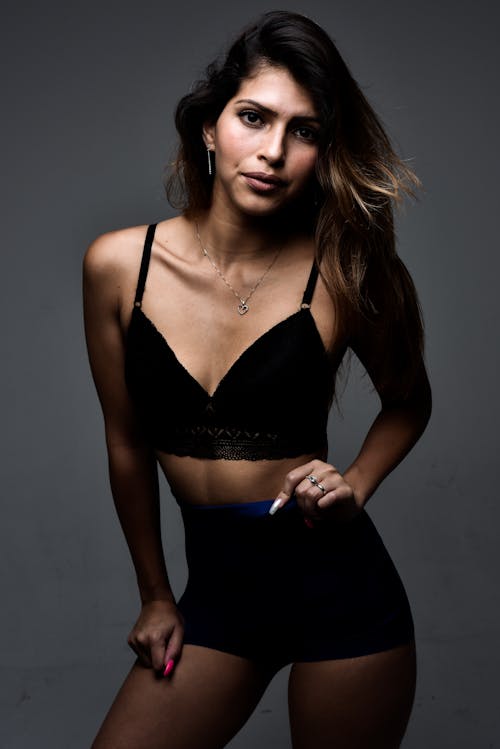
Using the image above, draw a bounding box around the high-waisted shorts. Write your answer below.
[175,495,414,671]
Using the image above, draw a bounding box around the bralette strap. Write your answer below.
[301,260,319,308]
[134,223,157,308]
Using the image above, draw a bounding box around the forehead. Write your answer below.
[230,65,318,118]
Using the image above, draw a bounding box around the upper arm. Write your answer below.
[82,230,146,449]
[349,318,432,411]
[349,321,390,402]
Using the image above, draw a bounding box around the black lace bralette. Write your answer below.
[124,223,335,460]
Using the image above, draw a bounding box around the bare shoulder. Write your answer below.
[82,224,156,337]
[82,224,150,282]
[84,216,186,269]
[83,219,178,306]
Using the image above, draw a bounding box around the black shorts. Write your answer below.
[175,496,414,671]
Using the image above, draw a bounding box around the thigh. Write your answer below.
[91,644,276,749]
[288,640,417,749]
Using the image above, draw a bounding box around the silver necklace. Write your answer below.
[194,221,283,315]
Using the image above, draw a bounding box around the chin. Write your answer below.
[240,192,309,222]
[239,202,284,218]
[233,191,297,218]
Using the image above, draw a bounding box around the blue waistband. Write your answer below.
[177,495,298,517]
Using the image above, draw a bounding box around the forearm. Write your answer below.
[107,442,175,605]
[342,392,432,507]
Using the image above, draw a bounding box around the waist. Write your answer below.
[177,495,298,515]
[156,449,327,506]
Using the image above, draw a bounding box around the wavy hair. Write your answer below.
[164,10,425,402]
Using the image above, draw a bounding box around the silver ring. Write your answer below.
[306,474,319,486]
[317,482,326,493]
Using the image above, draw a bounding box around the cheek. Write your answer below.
[291,149,318,183]
[215,122,254,163]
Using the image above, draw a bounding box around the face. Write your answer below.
[203,64,321,218]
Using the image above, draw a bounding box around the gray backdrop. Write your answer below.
[2,0,498,747]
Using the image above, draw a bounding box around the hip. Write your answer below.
[177,495,410,608]
[176,495,415,662]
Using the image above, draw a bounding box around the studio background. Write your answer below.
[2,1,498,747]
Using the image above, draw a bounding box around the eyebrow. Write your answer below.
[234,98,322,124]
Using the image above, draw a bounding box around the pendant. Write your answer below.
[238,302,249,315]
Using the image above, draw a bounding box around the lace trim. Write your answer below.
[151,423,327,461]
[175,424,279,442]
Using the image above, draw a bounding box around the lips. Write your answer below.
[242,172,287,194]
[242,172,286,186]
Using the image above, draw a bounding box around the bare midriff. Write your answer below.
[155,450,326,506]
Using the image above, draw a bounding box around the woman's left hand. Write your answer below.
[270,460,364,525]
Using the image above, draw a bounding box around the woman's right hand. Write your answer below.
[127,599,185,676]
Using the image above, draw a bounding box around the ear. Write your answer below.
[202,120,216,150]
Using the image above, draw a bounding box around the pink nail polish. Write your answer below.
[304,517,314,528]
[163,659,175,677]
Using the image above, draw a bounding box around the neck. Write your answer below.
[192,175,315,268]
[198,215,284,265]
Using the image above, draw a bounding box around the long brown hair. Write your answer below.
[165,10,425,402]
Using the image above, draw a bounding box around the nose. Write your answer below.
[258,125,286,165]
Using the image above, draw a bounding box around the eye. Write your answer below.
[238,109,264,127]
[293,126,319,142]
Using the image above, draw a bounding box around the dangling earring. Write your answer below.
[207,147,215,176]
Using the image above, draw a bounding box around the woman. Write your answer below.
[83,10,431,749]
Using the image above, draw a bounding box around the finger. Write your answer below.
[269,460,322,515]
[268,491,292,515]
[295,486,324,520]
[163,628,184,678]
[295,473,335,517]
[163,658,175,677]
[299,465,343,505]
[317,483,353,509]
[300,464,339,497]
[150,637,168,672]
[129,638,152,669]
